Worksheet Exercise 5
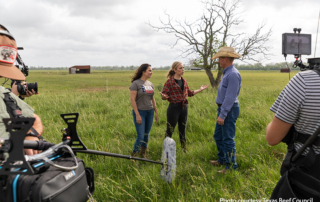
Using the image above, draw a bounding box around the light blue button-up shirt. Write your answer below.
[216,64,241,119]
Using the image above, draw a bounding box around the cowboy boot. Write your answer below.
[131,151,137,157]
[140,146,147,158]
[181,141,187,153]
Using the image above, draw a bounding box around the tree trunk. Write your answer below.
[214,66,223,88]
[204,67,223,88]
[204,68,215,88]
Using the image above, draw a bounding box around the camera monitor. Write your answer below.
[282,33,312,55]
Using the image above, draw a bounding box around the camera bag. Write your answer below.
[0,152,95,202]
[270,127,320,200]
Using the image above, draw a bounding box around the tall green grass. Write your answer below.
[1,70,296,201]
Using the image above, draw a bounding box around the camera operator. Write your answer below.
[266,69,320,199]
[0,26,43,155]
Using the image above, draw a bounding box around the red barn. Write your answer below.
[280,68,291,73]
[69,65,91,74]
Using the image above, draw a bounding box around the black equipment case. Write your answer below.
[0,153,94,202]
[0,117,94,202]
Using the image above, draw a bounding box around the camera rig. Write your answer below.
[15,47,29,77]
[293,57,320,70]
[282,28,320,71]
[0,113,176,183]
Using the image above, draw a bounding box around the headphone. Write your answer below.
[0,24,15,41]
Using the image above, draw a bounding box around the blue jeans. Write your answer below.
[132,109,154,153]
[214,103,240,170]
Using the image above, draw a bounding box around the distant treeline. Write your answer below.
[234,62,297,70]
[28,65,172,70]
[28,62,299,71]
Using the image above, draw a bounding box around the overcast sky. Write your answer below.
[1,0,319,67]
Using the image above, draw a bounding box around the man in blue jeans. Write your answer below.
[210,47,242,174]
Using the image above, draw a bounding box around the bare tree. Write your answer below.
[149,0,272,88]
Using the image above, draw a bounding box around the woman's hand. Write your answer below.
[136,114,142,125]
[155,112,159,122]
[193,84,209,95]
[160,92,169,100]
[199,84,209,91]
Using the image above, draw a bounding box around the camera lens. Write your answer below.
[17,82,38,95]
[26,82,38,93]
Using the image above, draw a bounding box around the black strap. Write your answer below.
[292,127,320,162]
[280,126,297,175]
[3,93,43,139]
[3,93,23,119]
[291,179,320,197]
[29,127,40,138]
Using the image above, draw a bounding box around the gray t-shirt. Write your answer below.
[129,79,154,110]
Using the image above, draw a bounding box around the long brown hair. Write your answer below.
[166,61,181,79]
[131,63,151,83]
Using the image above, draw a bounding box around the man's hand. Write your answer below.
[217,117,225,125]
[20,88,38,98]
[11,81,38,98]
[24,136,42,155]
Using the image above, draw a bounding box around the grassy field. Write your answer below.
[1,70,297,201]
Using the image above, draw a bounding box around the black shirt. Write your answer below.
[175,79,184,91]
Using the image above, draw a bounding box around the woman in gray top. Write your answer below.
[129,63,158,158]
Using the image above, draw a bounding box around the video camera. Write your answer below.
[282,28,320,70]
[11,47,38,95]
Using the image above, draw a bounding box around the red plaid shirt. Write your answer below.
[162,77,195,107]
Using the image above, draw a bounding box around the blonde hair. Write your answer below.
[166,61,182,79]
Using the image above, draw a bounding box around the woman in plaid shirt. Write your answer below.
[161,61,208,152]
